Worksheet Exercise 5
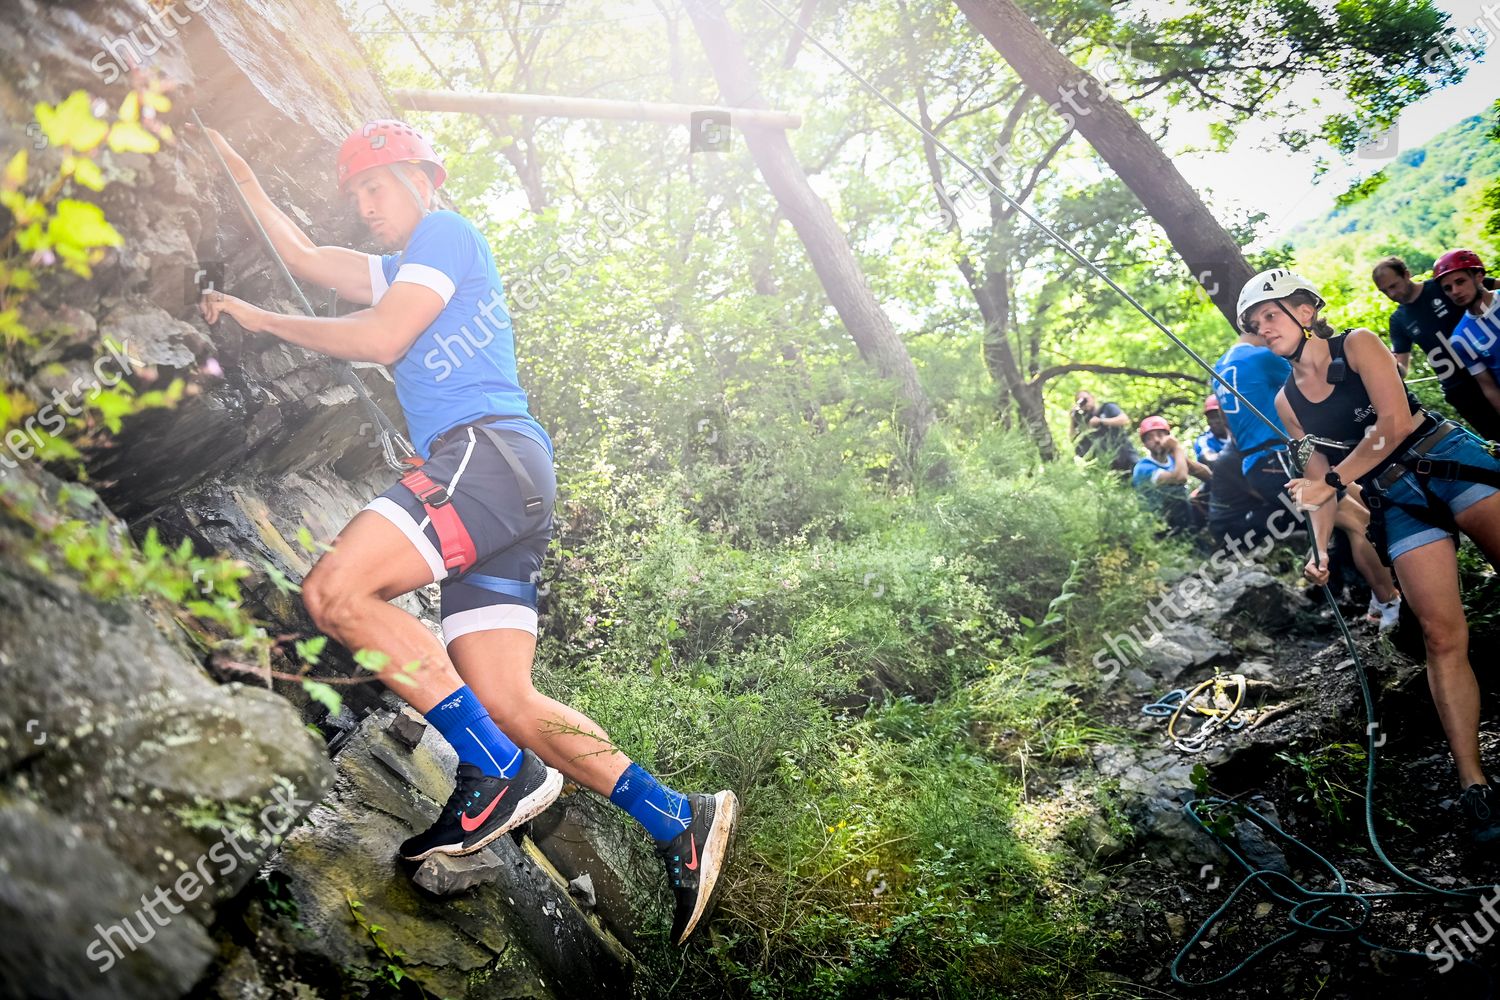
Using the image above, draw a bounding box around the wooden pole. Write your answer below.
[391,88,802,129]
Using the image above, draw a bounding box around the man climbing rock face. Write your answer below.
[195,119,737,945]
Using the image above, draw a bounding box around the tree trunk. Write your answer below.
[952,0,1254,329]
[685,0,937,460]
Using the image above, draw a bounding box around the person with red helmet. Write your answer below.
[1438,249,1500,429]
[1372,254,1500,441]
[1194,393,1231,465]
[1242,268,1500,845]
[1131,415,1209,532]
[194,121,736,944]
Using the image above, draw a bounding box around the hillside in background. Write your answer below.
[1289,111,1500,257]
[1280,108,1500,358]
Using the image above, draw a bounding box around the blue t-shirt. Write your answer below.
[1214,342,1291,475]
[1131,453,1177,491]
[369,210,552,459]
[1193,430,1230,463]
[1451,297,1500,384]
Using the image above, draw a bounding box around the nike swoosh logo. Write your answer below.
[460,786,507,832]
[684,834,699,871]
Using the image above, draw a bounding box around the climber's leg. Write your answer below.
[302,507,467,713]
[448,594,738,946]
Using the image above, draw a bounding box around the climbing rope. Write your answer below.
[191,109,416,472]
[753,2,1500,988]
[1166,672,1247,752]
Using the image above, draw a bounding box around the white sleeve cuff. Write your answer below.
[367,254,390,304]
[394,263,456,305]
[1467,360,1489,376]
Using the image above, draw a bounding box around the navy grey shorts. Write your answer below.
[1380,427,1500,562]
[363,422,556,641]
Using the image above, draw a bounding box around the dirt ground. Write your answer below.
[1085,580,1500,1000]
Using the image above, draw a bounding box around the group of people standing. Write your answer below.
[1075,248,1500,845]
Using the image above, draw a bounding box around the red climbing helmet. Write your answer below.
[1203,394,1221,413]
[1138,415,1170,437]
[1433,248,1485,279]
[336,120,447,193]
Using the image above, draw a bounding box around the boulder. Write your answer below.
[269,711,634,1000]
[0,795,216,1000]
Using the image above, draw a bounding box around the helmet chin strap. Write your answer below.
[388,163,430,220]
[1278,299,1315,362]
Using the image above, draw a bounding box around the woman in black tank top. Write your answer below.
[1239,269,1500,841]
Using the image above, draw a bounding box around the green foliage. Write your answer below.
[1289,114,1500,252]
[1484,100,1500,243]
[1276,743,1367,828]
[508,423,1168,996]
[2,85,182,456]
[347,898,432,998]
[1110,0,1470,155]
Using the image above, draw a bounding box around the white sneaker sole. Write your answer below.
[676,789,739,945]
[406,766,565,862]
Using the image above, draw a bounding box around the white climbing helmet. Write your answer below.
[1236,269,1325,332]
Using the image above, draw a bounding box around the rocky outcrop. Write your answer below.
[0,463,333,998]
[0,2,646,997]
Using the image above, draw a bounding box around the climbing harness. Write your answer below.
[193,109,417,472]
[401,419,547,576]
[1361,419,1500,567]
[754,5,1500,989]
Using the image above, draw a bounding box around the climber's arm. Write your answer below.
[199,128,375,304]
[199,282,441,364]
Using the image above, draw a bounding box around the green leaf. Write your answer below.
[107,120,160,154]
[2,149,26,190]
[48,198,123,250]
[353,648,390,674]
[35,91,108,152]
[302,679,342,716]
[69,156,105,192]
[296,635,328,664]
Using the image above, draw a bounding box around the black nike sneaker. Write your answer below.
[1461,782,1500,847]
[400,750,563,862]
[656,789,739,945]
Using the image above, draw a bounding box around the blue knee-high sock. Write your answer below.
[425,685,522,778]
[610,761,692,842]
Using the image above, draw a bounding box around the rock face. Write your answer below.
[0,465,334,997]
[0,1,645,996]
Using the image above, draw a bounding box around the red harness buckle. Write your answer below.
[399,462,477,575]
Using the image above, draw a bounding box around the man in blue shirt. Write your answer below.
[196,121,735,945]
[1194,394,1231,464]
[1213,331,1294,503]
[1373,254,1500,441]
[1436,249,1500,436]
[1132,416,1206,532]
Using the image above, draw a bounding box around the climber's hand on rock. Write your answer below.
[199,289,266,331]
[1303,549,1330,586]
